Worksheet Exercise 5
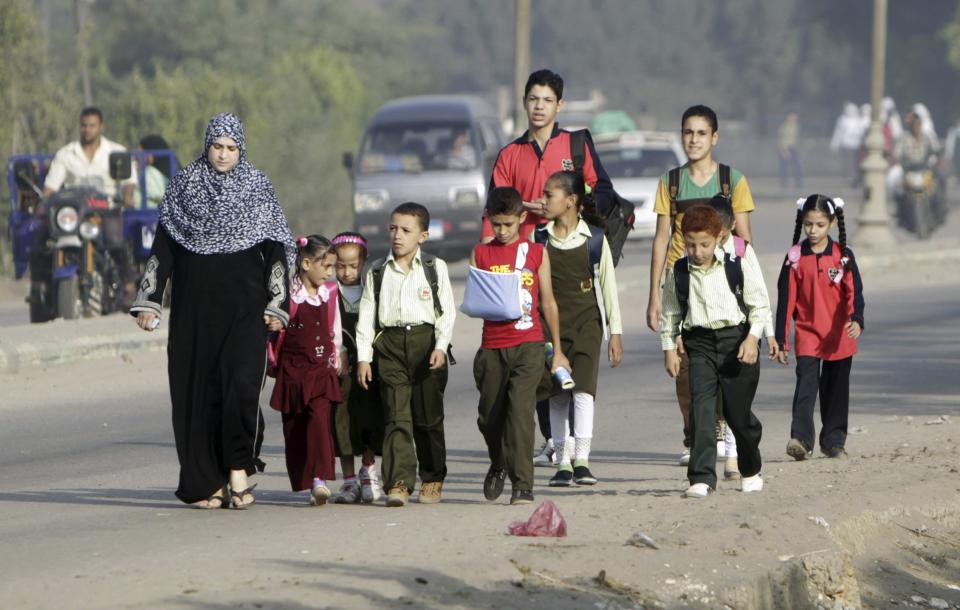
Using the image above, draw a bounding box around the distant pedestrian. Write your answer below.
[130,112,295,509]
[778,112,803,189]
[269,235,344,506]
[776,195,864,461]
[660,205,774,498]
[329,232,386,505]
[830,103,867,187]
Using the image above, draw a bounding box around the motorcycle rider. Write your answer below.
[43,107,138,207]
[894,111,944,227]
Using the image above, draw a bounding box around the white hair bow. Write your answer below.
[796,197,807,210]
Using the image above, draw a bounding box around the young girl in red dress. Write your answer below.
[269,235,345,505]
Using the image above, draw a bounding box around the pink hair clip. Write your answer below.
[296,236,308,247]
[331,234,368,249]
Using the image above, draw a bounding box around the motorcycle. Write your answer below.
[897,163,937,240]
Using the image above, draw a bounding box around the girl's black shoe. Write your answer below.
[573,463,598,485]
[549,466,573,487]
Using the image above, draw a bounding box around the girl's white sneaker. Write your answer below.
[684,483,711,498]
[741,474,763,493]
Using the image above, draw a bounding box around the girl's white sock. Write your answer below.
[724,424,738,458]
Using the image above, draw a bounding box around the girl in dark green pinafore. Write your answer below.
[537,171,624,487]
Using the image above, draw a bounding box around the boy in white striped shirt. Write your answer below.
[661,205,774,498]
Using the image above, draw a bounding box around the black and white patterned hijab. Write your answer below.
[158,112,296,268]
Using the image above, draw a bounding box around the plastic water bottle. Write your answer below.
[544,342,575,390]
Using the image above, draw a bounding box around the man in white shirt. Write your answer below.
[43,107,137,207]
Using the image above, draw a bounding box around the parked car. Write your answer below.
[343,95,506,259]
[594,131,684,239]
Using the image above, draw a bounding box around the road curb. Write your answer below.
[0,327,167,374]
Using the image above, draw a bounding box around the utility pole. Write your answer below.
[857,0,895,248]
[513,0,531,137]
[75,0,93,106]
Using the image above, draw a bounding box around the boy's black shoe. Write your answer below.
[821,446,847,459]
[573,462,598,485]
[483,466,507,501]
[510,489,534,505]
[549,466,574,487]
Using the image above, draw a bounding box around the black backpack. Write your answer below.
[672,252,747,322]
[569,129,634,267]
[369,252,456,365]
[667,164,732,234]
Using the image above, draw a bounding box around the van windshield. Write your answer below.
[358,123,479,174]
[598,148,679,179]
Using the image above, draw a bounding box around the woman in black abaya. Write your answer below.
[131,113,294,509]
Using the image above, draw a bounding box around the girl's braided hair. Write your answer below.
[546,170,606,228]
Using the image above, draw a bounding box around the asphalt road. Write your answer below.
[1,218,958,608]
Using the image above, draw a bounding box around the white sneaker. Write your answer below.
[679,448,691,466]
[333,479,361,504]
[684,483,711,498]
[741,473,763,493]
[359,466,383,503]
[310,482,331,506]
[533,439,555,467]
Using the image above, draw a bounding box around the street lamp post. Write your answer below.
[513,0,531,137]
[857,0,896,248]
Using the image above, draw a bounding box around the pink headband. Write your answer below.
[331,234,367,249]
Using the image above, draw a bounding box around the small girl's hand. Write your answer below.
[264,315,283,331]
[608,334,623,368]
[845,321,862,339]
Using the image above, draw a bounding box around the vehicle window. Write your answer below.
[358,123,479,173]
[598,148,679,179]
[479,120,503,154]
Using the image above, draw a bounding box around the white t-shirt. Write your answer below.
[44,136,138,199]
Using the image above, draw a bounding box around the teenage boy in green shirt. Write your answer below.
[646,105,756,463]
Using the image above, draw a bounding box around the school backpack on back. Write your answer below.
[667,164,732,234]
[568,129,634,267]
[673,252,747,322]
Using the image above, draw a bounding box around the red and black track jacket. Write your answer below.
[481,124,613,240]
[776,238,864,360]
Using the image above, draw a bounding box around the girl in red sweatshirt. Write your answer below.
[775,194,864,460]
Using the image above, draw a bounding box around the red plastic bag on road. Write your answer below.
[507,500,567,537]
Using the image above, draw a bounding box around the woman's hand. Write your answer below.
[264,315,283,331]
[136,312,159,332]
[608,334,623,368]
[776,350,790,365]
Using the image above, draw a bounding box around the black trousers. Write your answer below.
[684,326,762,488]
[790,356,852,452]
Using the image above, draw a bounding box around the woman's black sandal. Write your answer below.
[230,483,257,509]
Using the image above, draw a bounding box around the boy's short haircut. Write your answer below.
[391,202,430,231]
[681,205,723,237]
[485,186,524,217]
[707,195,734,229]
[524,69,564,99]
[681,105,718,133]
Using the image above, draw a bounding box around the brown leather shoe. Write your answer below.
[418,481,442,504]
[385,483,410,507]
